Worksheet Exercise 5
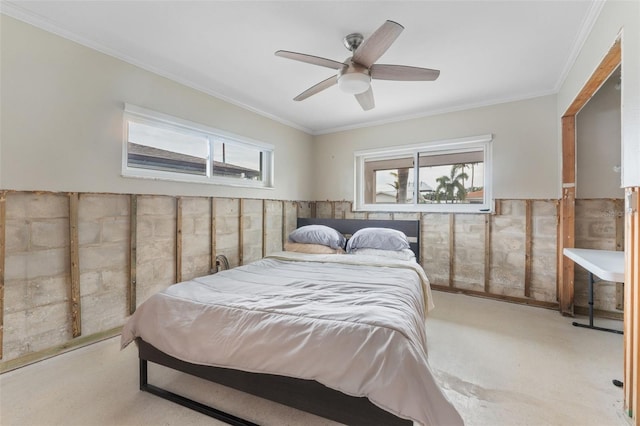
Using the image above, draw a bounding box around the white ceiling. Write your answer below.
[3,1,602,135]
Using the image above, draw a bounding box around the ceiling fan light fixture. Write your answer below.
[338,72,371,95]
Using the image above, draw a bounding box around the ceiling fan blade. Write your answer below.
[275,50,344,70]
[293,75,338,101]
[355,87,375,111]
[352,20,404,68]
[371,64,440,81]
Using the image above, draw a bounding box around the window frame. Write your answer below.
[354,134,493,213]
[122,104,274,188]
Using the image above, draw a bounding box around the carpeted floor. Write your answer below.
[0,291,630,426]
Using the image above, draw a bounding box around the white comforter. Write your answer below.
[121,252,463,426]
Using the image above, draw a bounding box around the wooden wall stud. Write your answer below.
[176,197,183,283]
[129,194,137,314]
[616,198,625,310]
[623,188,639,422]
[239,199,244,266]
[524,200,533,298]
[68,193,81,338]
[449,213,455,287]
[0,191,6,359]
[210,197,217,274]
[262,200,267,258]
[484,214,491,293]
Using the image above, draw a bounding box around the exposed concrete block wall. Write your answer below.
[296,202,313,219]
[422,213,451,285]
[453,213,486,292]
[78,194,129,336]
[575,198,624,312]
[4,193,71,361]
[315,201,333,219]
[264,200,284,256]
[324,200,561,308]
[181,197,211,281]
[282,201,298,246]
[136,195,176,304]
[529,201,559,303]
[0,192,621,367]
[490,200,527,297]
[334,201,351,219]
[215,198,241,268]
[241,199,263,265]
[1,192,311,366]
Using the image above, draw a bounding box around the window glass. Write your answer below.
[123,104,274,188]
[127,121,209,176]
[364,157,414,204]
[212,139,262,181]
[354,135,492,213]
[418,151,484,204]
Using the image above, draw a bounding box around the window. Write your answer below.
[354,134,493,213]
[123,104,274,188]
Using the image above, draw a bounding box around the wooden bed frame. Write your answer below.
[137,218,420,426]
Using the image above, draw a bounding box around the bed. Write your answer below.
[121,218,463,426]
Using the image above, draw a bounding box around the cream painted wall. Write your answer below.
[313,95,558,201]
[0,16,314,200]
[576,71,624,199]
[558,0,640,188]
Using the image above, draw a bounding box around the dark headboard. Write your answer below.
[296,218,420,261]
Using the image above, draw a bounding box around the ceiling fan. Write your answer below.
[275,20,440,111]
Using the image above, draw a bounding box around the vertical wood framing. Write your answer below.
[624,188,639,422]
[129,195,138,314]
[262,200,267,258]
[311,202,317,219]
[560,186,576,315]
[616,198,625,310]
[210,198,217,274]
[616,198,625,251]
[524,200,533,298]
[282,201,287,248]
[331,201,336,219]
[449,213,455,287]
[0,191,6,359]
[419,213,425,267]
[68,193,81,338]
[484,214,491,293]
[176,197,183,283]
[560,38,620,316]
[238,198,244,265]
[560,115,576,315]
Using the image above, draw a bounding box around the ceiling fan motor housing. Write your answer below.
[343,33,364,52]
[337,60,371,94]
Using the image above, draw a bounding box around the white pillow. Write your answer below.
[288,225,346,250]
[346,227,410,252]
[349,248,416,262]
